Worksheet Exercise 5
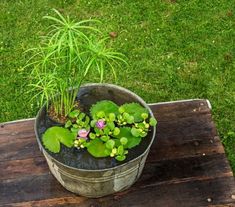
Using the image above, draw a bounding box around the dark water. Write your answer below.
[36,85,154,170]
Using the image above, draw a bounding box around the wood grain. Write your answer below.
[3,177,235,207]
[0,99,234,207]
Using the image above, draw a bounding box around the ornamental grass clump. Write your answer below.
[25,9,126,122]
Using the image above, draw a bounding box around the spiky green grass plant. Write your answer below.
[25,9,126,119]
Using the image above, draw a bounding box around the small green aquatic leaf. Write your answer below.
[137,123,145,129]
[113,127,120,136]
[90,120,97,127]
[73,124,79,128]
[118,145,124,155]
[107,121,115,130]
[118,106,125,114]
[90,100,119,119]
[87,138,108,157]
[78,112,86,120]
[131,127,141,137]
[106,139,115,149]
[140,131,148,138]
[123,112,130,119]
[71,127,79,134]
[126,136,141,149]
[97,111,105,118]
[114,127,142,149]
[103,126,110,135]
[121,103,148,122]
[85,116,90,126]
[89,132,96,139]
[101,135,110,142]
[126,115,134,124]
[42,126,75,153]
[141,113,148,120]
[115,155,126,161]
[65,120,72,128]
[109,113,116,121]
[69,110,80,118]
[149,117,157,126]
[120,137,128,145]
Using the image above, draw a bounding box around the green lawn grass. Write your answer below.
[1,0,234,171]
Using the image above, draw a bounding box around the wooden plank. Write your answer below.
[140,153,232,184]
[3,176,235,207]
[0,120,35,142]
[0,153,233,205]
[0,136,41,162]
[0,157,48,180]
[0,173,72,206]
[0,120,41,162]
[148,134,225,162]
[3,197,89,207]
[149,99,211,121]
[0,151,230,182]
[154,114,217,141]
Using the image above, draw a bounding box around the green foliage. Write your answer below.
[42,99,156,160]
[42,126,75,153]
[42,100,155,161]
[106,139,115,149]
[87,138,109,158]
[222,131,235,171]
[90,100,119,119]
[83,100,156,160]
[65,109,90,137]
[119,103,148,122]
[68,110,80,118]
[24,9,126,119]
[117,127,142,149]
[149,117,157,126]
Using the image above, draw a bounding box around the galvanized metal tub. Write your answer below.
[35,83,156,198]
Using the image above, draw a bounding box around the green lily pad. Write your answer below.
[114,127,142,149]
[90,100,119,119]
[121,103,148,122]
[87,138,109,157]
[42,126,75,153]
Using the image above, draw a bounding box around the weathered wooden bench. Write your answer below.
[1,99,234,207]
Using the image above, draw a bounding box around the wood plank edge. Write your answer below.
[208,205,235,207]
[2,173,234,207]
[147,98,208,106]
[1,118,35,125]
[139,172,234,189]
[1,151,229,181]
[2,196,88,207]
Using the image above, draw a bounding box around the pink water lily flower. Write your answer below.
[96,119,106,129]
[77,129,89,139]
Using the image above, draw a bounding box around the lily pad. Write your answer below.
[90,100,119,119]
[42,126,75,153]
[87,138,109,158]
[121,103,148,122]
[114,127,142,149]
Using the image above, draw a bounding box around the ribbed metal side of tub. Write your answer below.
[43,148,148,197]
